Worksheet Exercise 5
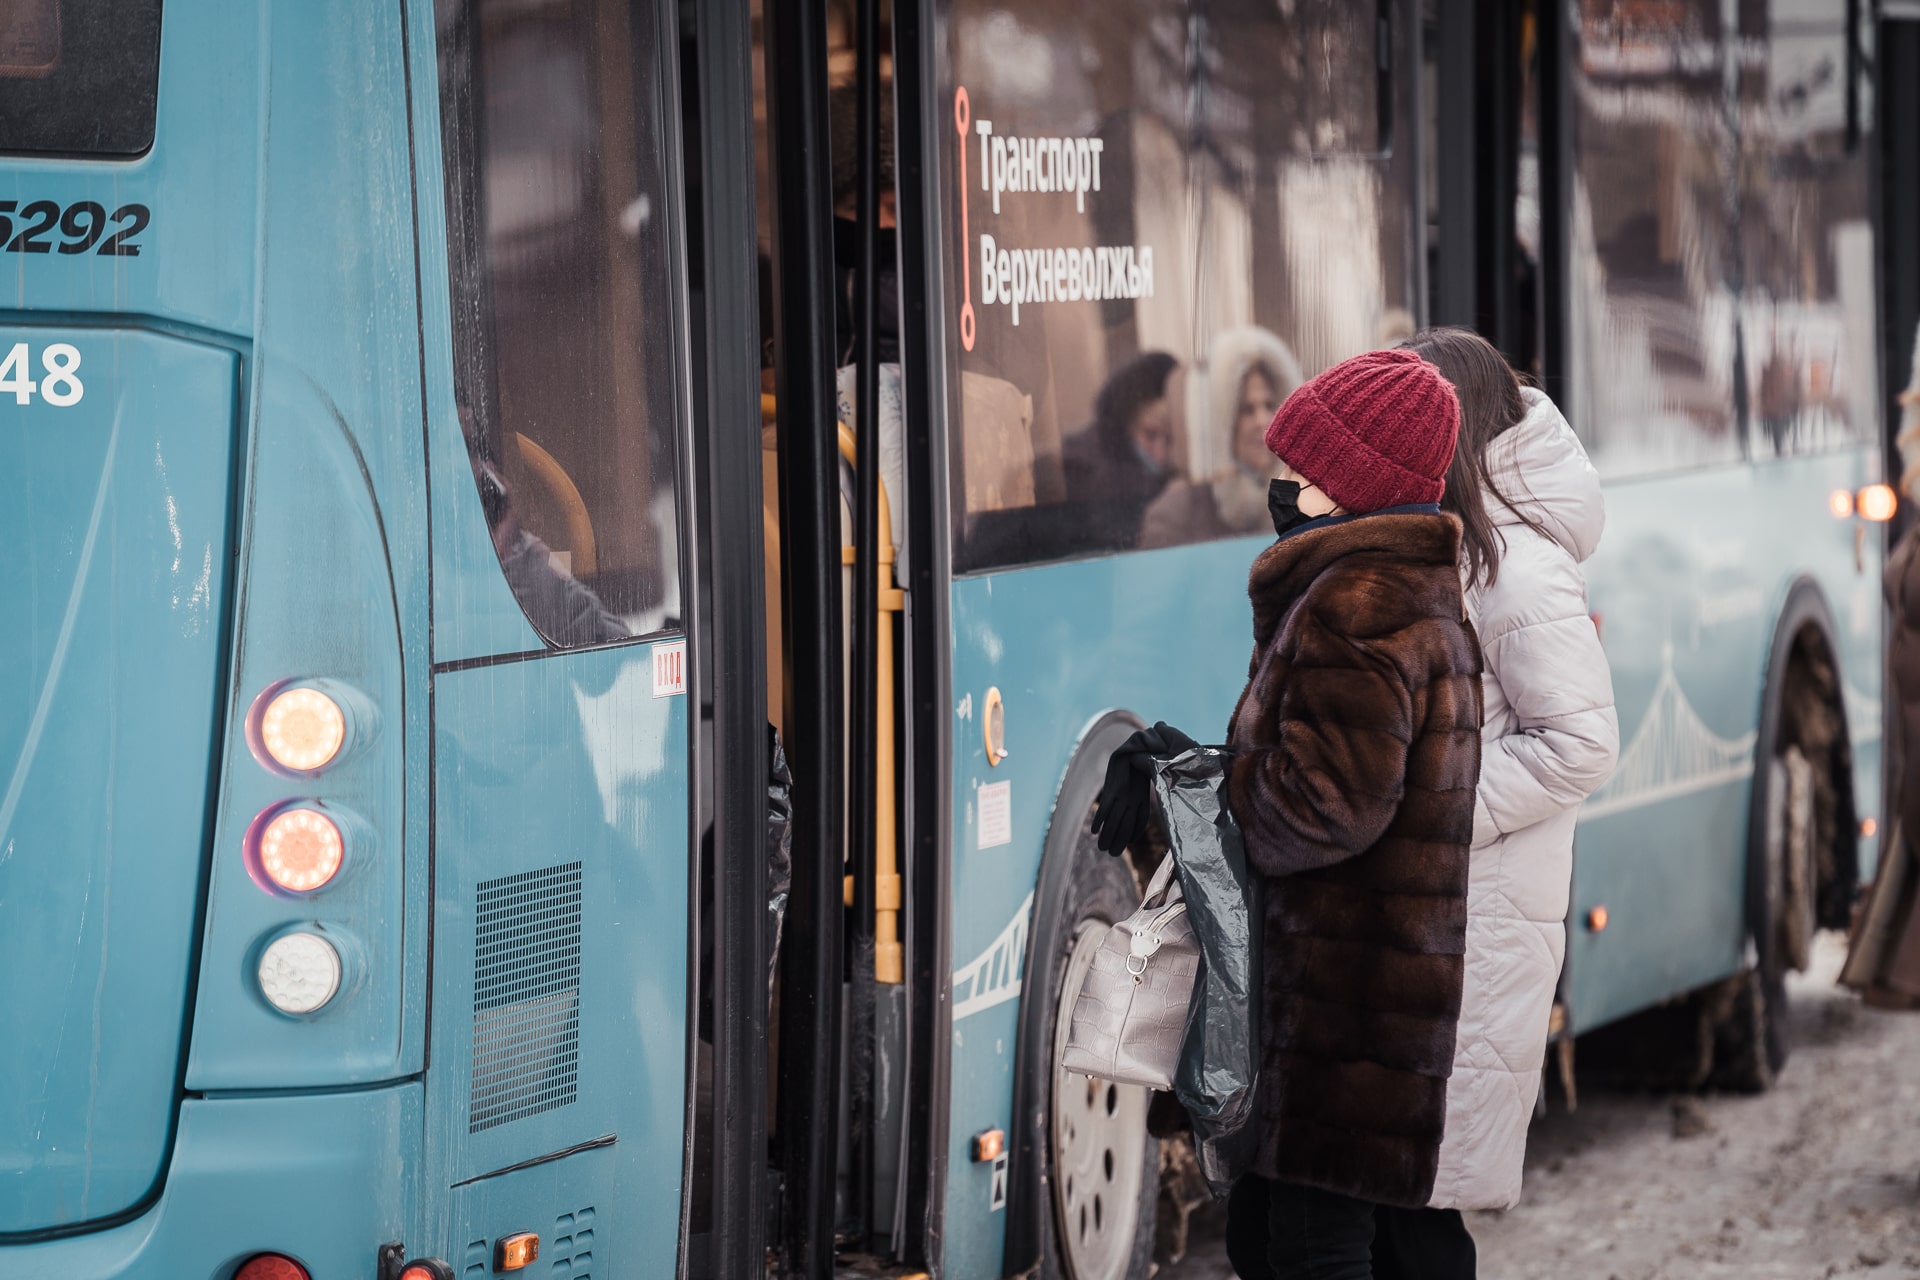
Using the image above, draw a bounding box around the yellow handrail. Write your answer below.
[838,423,904,985]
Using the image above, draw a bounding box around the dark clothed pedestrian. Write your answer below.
[1222,348,1485,1276]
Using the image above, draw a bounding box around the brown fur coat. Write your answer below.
[1226,510,1483,1208]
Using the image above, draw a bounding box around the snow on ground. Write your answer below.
[1158,935,1920,1279]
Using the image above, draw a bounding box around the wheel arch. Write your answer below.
[1002,708,1143,1278]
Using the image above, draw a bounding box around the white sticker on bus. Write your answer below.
[977,779,1011,849]
[651,640,686,698]
[0,342,83,406]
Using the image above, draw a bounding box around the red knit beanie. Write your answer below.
[1262,348,1460,513]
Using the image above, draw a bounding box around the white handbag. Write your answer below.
[1061,854,1200,1089]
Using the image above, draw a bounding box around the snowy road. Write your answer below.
[1157,935,1920,1279]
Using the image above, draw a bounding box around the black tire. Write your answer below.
[1035,818,1160,1280]
[1712,749,1812,1091]
[1708,966,1783,1093]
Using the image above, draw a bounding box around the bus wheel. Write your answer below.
[1712,746,1816,1091]
[1040,832,1158,1280]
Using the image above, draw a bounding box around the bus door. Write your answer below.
[415,0,767,1273]
[751,0,961,1271]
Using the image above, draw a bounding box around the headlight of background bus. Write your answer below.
[1834,484,1898,522]
[1857,484,1898,522]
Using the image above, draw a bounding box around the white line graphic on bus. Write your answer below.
[952,891,1032,1021]
[1584,650,1756,820]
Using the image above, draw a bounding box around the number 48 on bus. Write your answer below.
[0,342,84,407]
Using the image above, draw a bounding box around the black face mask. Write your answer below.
[1268,478,1316,537]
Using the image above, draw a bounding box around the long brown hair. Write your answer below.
[1402,327,1548,587]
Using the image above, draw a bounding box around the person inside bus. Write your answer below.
[1095,347,1484,1279]
[1139,326,1304,548]
[459,407,630,647]
[1059,350,1181,549]
[1404,327,1616,1228]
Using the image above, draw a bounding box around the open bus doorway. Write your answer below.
[738,0,945,1274]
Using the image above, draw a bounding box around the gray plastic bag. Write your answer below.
[1155,747,1261,1194]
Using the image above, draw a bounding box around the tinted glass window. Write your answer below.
[435,0,683,645]
[938,0,1417,573]
[1565,0,1871,478]
[0,0,162,157]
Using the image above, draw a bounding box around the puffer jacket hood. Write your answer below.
[1429,387,1618,1212]
[1482,387,1605,565]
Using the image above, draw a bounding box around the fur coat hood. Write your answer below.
[1226,509,1483,1209]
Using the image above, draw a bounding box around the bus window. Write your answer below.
[943,0,1412,572]
[0,0,161,157]
[1565,0,1872,476]
[434,0,682,645]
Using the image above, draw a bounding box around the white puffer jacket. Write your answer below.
[1429,388,1619,1210]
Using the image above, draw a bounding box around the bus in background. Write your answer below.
[0,3,1901,1280]
[1421,0,1890,1094]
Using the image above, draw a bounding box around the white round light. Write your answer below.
[258,932,342,1015]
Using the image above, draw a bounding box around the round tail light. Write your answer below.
[236,1254,311,1280]
[258,931,343,1015]
[258,686,347,772]
[256,807,345,893]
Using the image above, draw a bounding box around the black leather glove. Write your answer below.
[1089,722,1199,855]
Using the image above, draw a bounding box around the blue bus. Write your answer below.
[1,1,1910,1278]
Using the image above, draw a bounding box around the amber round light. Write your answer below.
[1858,483,1899,523]
[259,808,344,893]
[1828,488,1854,519]
[260,687,346,772]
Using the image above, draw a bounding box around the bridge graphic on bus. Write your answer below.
[1583,645,1884,823]
[952,890,1032,1021]
[1583,650,1757,821]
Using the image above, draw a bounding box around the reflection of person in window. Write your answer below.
[1140,328,1303,548]
[1059,351,1180,548]
[463,414,629,648]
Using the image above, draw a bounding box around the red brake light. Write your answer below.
[235,1254,310,1280]
[256,806,345,893]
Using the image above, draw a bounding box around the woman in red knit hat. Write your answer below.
[1097,347,1487,1279]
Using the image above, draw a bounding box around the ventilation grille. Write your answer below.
[550,1205,596,1277]
[469,862,583,1133]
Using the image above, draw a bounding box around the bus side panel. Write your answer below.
[1558,0,1884,1033]
[423,642,687,1277]
[3,1086,418,1280]
[187,0,430,1091]
[943,545,1260,1280]
[1571,450,1882,1031]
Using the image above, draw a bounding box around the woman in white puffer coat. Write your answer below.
[1405,328,1619,1216]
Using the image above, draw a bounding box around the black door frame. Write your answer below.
[680,0,772,1275]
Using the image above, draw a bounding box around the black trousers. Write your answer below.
[1223,1174,1477,1280]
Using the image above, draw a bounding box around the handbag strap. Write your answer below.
[1141,853,1182,910]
